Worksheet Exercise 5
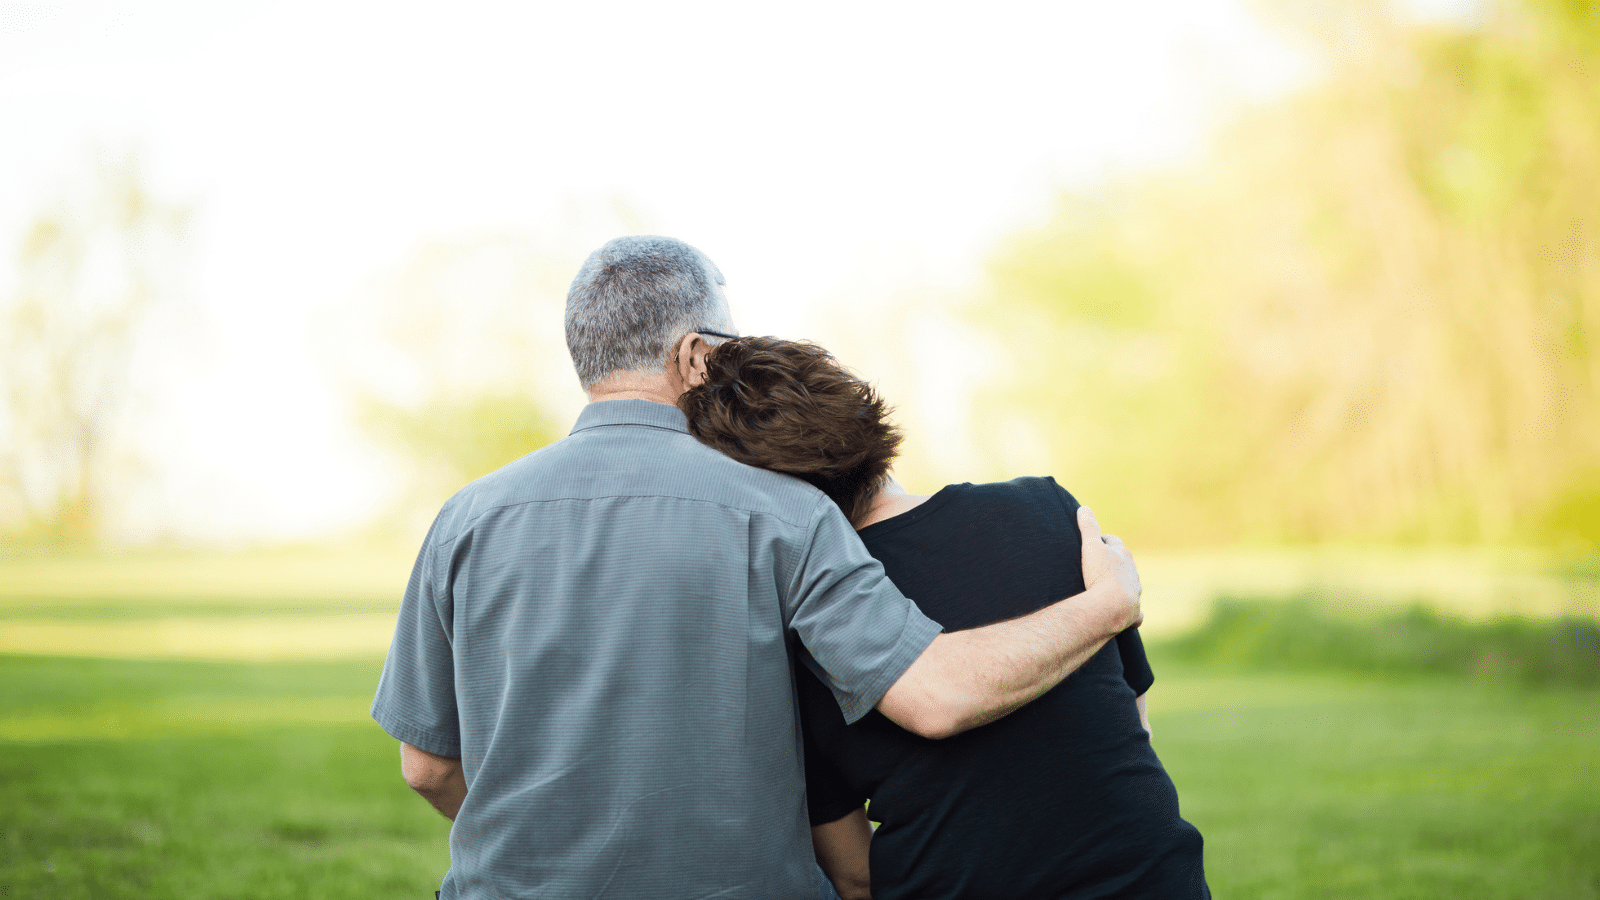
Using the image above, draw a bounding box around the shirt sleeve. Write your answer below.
[371,514,462,757]
[786,495,943,725]
[797,667,870,826]
[1047,477,1153,694]
[1116,626,1155,695]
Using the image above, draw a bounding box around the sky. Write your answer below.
[0,0,1318,545]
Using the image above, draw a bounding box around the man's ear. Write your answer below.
[674,332,709,387]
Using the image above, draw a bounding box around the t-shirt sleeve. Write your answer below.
[786,495,943,725]
[798,668,870,826]
[1047,477,1154,694]
[370,516,462,757]
[1116,626,1155,695]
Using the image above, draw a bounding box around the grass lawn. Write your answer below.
[0,655,452,900]
[1146,656,1600,899]
[3,650,1596,898]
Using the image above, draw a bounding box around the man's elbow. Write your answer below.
[877,686,967,741]
[403,762,455,795]
[905,702,967,740]
[876,641,986,740]
[403,766,441,795]
[834,873,873,900]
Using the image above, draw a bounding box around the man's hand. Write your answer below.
[1078,506,1142,630]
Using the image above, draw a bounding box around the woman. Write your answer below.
[679,337,1208,900]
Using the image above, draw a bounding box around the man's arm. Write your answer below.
[812,807,873,900]
[400,741,467,820]
[1136,692,1151,737]
[876,506,1141,740]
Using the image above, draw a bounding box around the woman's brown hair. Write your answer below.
[678,337,902,525]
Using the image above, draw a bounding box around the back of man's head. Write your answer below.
[565,236,733,391]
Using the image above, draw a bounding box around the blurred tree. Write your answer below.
[978,0,1599,548]
[338,232,580,520]
[0,151,190,546]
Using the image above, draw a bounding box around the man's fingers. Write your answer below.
[1077,505,1102,545]
[1078,504,1142,630]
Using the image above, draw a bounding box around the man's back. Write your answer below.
[374,400,940,899]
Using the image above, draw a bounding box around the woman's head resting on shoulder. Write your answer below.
[677,336,902,526]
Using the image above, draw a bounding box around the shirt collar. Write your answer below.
[569,398,691,436]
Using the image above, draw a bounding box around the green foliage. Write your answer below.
[362,391,565,489]
[977,0,1600,547]
[340,233,579,512]
[0,151,191,546]
[989,199,1162,330]
[1162,596,1600,686]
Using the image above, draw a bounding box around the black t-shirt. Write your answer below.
[798,477,1208,900]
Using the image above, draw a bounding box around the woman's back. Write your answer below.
[797,477,1208,900]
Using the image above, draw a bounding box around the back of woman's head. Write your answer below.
[678,337,902,525]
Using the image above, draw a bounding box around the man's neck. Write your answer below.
[586,388,679,405]
[586,372,682,406]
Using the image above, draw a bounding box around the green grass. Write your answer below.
[0,655,452,899]
[3,652,1596,898]
[3,562,1597,898]
[1146,658,1600,899]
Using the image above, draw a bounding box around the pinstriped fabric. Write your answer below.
[372,399,941,900]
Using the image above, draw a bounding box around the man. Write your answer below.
[372,235,1143,899]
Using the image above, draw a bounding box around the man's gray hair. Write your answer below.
[565,236,734,390]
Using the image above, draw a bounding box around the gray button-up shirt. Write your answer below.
[373,399,942,900]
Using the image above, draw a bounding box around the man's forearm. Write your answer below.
[878,580,1132,739]
[812,807,873,900]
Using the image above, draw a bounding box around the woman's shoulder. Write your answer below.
[949,475,1078,513]
[860,476,1080,540]
[895,477,1081,536]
